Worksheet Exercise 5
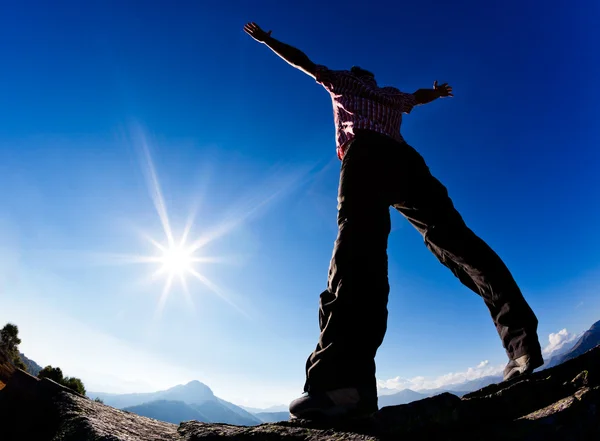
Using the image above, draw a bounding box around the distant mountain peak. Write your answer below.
[177,380,213,392]
[159,380,215,404]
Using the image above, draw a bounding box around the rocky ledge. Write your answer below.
[1,345,599,440]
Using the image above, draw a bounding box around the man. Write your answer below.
[243,22,544,421]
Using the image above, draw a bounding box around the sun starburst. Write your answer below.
[86,124,317,319]
[159,244,195,276]
[126,130,253,318]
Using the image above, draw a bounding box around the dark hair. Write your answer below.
[350,66,375,78]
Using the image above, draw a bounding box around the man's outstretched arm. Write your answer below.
[413,81,454,105]
[244,22,317,79]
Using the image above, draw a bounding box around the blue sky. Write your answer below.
[1,0,599,408]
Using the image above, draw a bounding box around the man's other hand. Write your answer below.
[244,22,272,43]
[434,81,454,97]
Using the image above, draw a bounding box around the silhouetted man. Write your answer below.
[244,22,543,421]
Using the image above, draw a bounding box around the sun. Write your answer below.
[121,134,254,319]
[108,126,303,319]
[159,245,194,276]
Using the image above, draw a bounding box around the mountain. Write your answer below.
[123,400,208,424]
[215,398,264,424]
[542,334,582,369]
[253,411,291,423]
[92,390,162,409]
[93,380,261,426]
[423,388,472,398]
[193,400,260,425]
[547,320,600,367]
[240,404,289,413]
[156,380,215,403]
[123,399,261,426]
[377,389,429,407]
[377,381,494,407]
[18,353,42,376]
[425,375,503,396]
[92,380,215,409]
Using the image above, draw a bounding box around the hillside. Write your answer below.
[123,400,208,424]
[19,353,42,376]
[549,319,600,366]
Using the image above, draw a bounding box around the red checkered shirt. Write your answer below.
[315,65,417,160]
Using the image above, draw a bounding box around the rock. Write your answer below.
[1,344,599,440]
[178,421,379,440]
[373,392,461,438]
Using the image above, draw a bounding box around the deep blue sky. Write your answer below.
[1,0,599,407]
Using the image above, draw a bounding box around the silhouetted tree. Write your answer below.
[38,365,86,395]
[38,365,64,383]
[94,397,104,403]
[0,323,21,353]
[0,323,28,371]
[63,376,86,395]
[13,357,27,371]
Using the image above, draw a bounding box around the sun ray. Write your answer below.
[138,133,176,248]
[180,204,198,248]
[179,273,195,313]
[189,255,244,265]
[186,188,282,254]
[145,235,168,253]
[116,125,323,320]
[188,268,249,319]
[77,252,166,266]
[185,162,317,254]
[155,272,175,318]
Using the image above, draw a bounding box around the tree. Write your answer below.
[63,376,86,395]
[38,365,64,383]
[38,365,86,395]
[0,323,28,372]
[94,397,104,404]
[0,323,21,355]
[13,357,27,371]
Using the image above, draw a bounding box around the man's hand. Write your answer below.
[413,81,453,105]
[433,80,453,97]
[244,22,272,43]
[242,22,317,79]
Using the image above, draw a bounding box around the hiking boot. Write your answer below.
[503,353,544,381]
[289,387,378,421]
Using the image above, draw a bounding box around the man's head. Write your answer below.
[350,66,376,83]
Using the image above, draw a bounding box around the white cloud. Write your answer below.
[377,359,504,393]
[543,328,579,356]
[378,327,585,395]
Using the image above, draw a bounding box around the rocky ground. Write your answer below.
[1,345,598,440]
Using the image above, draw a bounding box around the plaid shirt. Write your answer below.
[315,65,416,160]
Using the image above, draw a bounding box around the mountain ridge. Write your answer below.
[93,380,261,425]
[550,319,600,366]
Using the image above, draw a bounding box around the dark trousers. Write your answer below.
[303,130,542,394]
